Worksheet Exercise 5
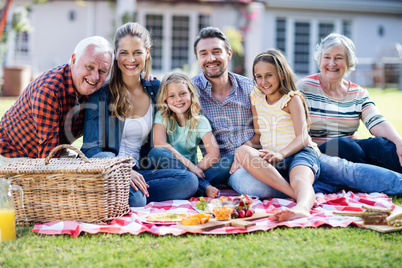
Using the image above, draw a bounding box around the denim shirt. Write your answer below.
[81,77,160,168]
[192,72,254,156]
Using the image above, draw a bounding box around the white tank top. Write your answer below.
[118,104,153,166]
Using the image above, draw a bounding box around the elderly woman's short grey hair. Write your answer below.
[314,33,358,76]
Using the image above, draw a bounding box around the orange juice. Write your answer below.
[0,208,16,241]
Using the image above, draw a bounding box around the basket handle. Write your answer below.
[45,144,90,164]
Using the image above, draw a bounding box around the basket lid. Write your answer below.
[0,157,134,175]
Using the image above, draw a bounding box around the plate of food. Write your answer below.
[194,195,259,214]
[139,212,189,225]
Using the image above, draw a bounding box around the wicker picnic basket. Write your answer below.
[0,145,133,225]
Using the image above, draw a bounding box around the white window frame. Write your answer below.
[276,15,352,76]
[138,9,208,75]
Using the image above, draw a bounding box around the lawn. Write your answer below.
[1,88,402,267]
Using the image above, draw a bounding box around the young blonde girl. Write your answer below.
[148,72,221,198]
[233,49,320,222]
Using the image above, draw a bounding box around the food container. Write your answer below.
[212,204,234,221]
[0,145,133,225]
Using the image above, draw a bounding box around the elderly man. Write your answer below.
[191,27,402,198]
[0,36,113,166]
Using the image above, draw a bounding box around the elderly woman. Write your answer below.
[297,33,402,173]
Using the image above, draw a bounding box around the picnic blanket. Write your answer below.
[32,191,395,237]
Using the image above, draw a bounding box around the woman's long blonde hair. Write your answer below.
[156,72,202,140]
[109,22,152,120]
[253,49,311,129]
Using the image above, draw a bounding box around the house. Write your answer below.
[2,0,402,87]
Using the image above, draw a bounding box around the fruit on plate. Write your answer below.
[221,194,257,211]
[181,213,211,225]
[213,205,233,221]
[237,209,245,218]
[245,209,254,217]
[204,199,221,214]
[181,217,201,225]
[196,197,209,211]
[231,210,239,219]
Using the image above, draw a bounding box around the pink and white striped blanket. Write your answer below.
[32,191,395,237]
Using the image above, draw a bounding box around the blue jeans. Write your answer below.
[275,146,321,179]
[148,147,233,196]
[129,168,198,207]
[229,153,402,198]
[229,147,324,199]
[90,151,198,207]
[229,167,290,199]
[319,137,402,173]
[318,153,402,195]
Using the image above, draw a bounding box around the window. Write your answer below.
[294,22,310,75]
[198,14,210,32]
[14,32,30,57]
[318,22,334,41]
[274,17,353,76]
[342,21,352,38]
[276,18,286,54]
[146,14,163,70]
[171,16,189,70]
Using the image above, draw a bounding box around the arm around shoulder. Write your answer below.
[81,87,113,158]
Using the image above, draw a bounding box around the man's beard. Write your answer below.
[203,66,227,79]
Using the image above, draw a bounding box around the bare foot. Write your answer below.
[272,208,311,222]
[205,185,219,198]
[270,214,279,222]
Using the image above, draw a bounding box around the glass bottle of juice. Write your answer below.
[0,178,23,242]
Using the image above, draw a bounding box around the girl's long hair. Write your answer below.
[252,49,311,129]
[156,72,202,140]
[109,22,152,120]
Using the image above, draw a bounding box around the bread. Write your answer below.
[386,206,402,227]
[362,205,393,213]
[361,206,392,225]
[360,212,388,225]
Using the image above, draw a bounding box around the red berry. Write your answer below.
[231,211,239,218]
[239,200,244,207]
[245,209,254,217]
[238,209,246,218]
[245,200,253,206]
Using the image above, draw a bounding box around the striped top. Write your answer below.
[251,88,299,152]
[297,74,385,145]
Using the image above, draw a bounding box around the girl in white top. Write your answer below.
[233,49,320,222]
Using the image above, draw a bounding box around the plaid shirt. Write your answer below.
[0,64,88,158]
[192,72,254,156]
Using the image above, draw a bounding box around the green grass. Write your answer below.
[1,88,402,267]
[1,226,402,267]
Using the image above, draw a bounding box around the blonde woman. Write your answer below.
[82,23,197,207]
